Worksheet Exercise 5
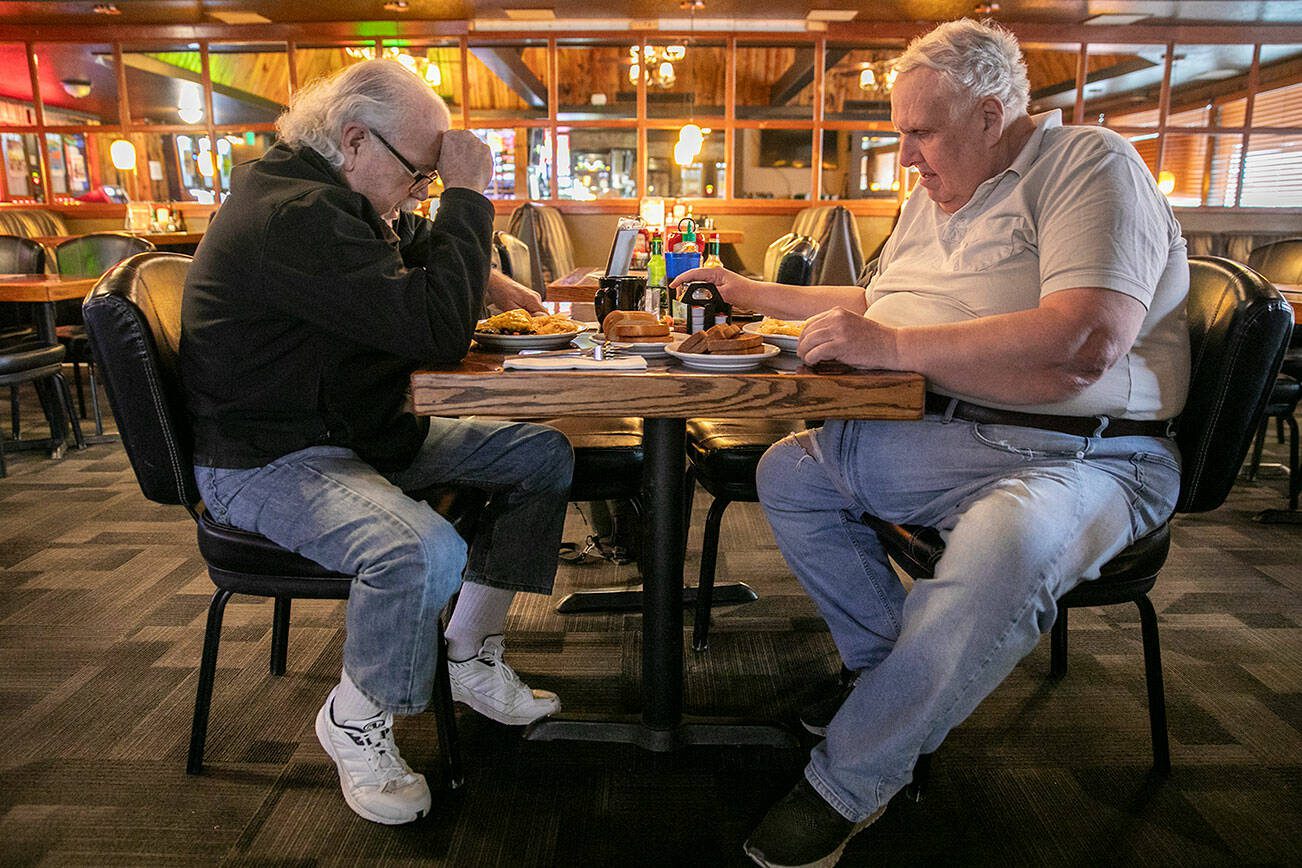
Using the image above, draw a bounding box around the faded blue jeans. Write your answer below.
[194,417,573,714]
[755,408,1180,823]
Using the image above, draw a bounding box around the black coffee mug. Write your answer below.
[594,275,647,329]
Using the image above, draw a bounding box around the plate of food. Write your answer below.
[474,308,583,351]
[664,323,781,371]
[743,318,805,353]
[598,310,677,357]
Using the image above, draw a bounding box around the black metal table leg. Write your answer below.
[526,417,795,751]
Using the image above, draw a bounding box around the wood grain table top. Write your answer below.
[0,274,98,303]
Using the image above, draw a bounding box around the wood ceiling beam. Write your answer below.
[114,51,286,115]
[469,45,546,109]
[769,46,850,106]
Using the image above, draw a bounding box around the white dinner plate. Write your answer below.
[593,331,685,358]
[664,340,780,371]
[741,321,801,353]
[472,330,581,351]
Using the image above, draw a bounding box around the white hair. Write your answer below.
[275,58,451,168]
[894,18,1031,118]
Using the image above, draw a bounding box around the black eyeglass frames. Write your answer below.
[370,127,439,192]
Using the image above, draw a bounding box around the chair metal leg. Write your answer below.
[71,360,86,419]
[904,751,932,802]
[270,597,291,676]
[1134,594,1171,776]
[88,362,104,436]
[682,465,696,558]
[692,496,730,652]
[1286,414,1300,511]
[188,588,233,775]
[10,385,19,439]
[1247,417,1267,479]
[52,373,84,450]
[1050,608,1068,678]
[433,621,464,789]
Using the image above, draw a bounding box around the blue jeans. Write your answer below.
[755,409,1181,822]
[194,417,573,714]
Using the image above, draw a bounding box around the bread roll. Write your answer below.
[678,331,709,353]
[602,310,658,333]
[705,334,763,354]
[612,322,671,338]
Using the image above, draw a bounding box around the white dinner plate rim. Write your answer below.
[741,321,800,352]
[664,340,780,369]
[472,330,581,350]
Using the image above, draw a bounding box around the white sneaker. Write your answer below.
[448,635,560,725]
[314,689,431,825]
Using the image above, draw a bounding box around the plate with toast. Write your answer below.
[664,322,780,371]
[598,310,677,356]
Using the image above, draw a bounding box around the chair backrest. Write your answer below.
[791,205,864,286]
[774,237,820,286]
[1176,255,1294,513]
[0,234,46,274]
[1247,238,1302,285]
[857,256,880,288]
[82,251,199,509]
[507,203,575,294]
[0,209,68,239]
[494,230,533,284]
[55,232,156,279]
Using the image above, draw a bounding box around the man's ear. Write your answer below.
[981,96,1005,141]
[340,122,367,171]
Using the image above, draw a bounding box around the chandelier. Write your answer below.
[345,45,444,88]
[857,58,899,100]
[629,44,686,89]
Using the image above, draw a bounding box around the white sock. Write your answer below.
[446,583,517,661]
[332,668,382,722]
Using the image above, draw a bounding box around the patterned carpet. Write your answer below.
[1,394,1299,867]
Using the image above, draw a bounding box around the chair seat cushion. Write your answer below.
[0,342,65,376]
[544,417,643,501]
[686,418,802,500]
[1265,373,1301,413]
[196,508,353,598]
[863,514,1171,606]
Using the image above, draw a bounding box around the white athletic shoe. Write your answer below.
[314,690,431,825]
[448,635,561,725]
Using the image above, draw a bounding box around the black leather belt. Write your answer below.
[925,393,1175,439]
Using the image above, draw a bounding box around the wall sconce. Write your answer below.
[60,78,92,98]
[109,138,136,171]
[858,60,899,98]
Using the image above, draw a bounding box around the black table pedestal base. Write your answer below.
[555,581,758,614]
[525,715,798,751]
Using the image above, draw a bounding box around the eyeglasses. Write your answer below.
[370,127,438,193]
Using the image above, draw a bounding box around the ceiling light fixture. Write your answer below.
[383,1,409,10]
[92,4,121,14]
[972,2,1000,14]
[178,85,204,125]
[60,78,92,98]
[806,10,859,22]
[1083,13,1151,26]
[857,56,899,99]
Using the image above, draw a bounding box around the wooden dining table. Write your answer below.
[411,346,924,750]
[0,273,96,456]
[32,231,205,250]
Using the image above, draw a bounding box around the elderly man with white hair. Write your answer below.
[181,59,572,826]
[675,18,1188,867]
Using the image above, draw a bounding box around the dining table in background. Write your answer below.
[411,348,924,750]
[0,273,96,456]
[32,231,205,252]
[1276,283,1302,323]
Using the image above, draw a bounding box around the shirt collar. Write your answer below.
[958,109,1061,213]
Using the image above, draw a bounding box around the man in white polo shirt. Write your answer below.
[673,18,1188,867]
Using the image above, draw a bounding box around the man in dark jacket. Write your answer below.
[181,59,573,826]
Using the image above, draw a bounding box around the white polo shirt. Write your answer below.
[867,110,1190,421]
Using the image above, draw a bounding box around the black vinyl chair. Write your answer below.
[682,235,821,649]
[1245,238,1302,519]
[82,252,473,785]
[858,256,1292,796]
[0,234,50,437]
[0,342,83,477]
[56,232,156,434]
